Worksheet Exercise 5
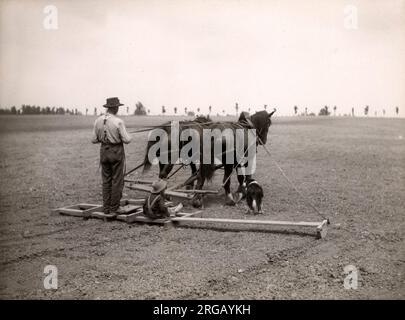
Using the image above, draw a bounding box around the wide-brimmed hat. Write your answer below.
[103,97,124,108]
[151,179,168,194]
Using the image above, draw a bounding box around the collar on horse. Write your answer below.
[238,117,256,129]
[238,117,264,144]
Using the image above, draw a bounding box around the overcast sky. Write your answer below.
[0,0,404,116]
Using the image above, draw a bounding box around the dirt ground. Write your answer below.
[0,115,404,299]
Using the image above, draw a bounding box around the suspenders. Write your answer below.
[99,114,123,145]
[102,114,109,144]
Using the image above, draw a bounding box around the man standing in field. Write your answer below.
[92,97,132,216]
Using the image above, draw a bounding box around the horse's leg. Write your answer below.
[159,163,174,179]
[159,162,165,178]
[243,163,252,195]
[223,164,235,205]
[157,163,173,201]
[186,162,197,190]
[190,162,197,175]
[191,168,205,208]
[234,169,246,203]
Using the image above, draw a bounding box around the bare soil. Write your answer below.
[0,115,404,299]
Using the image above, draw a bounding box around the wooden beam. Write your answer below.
[171,216,321,228]
[174,189,218,194]
[124,198,146,205]
[76,203,101,210]
[91,211,116,220]
[128,215,172,226]
[174,211,202,217]
[166,190,193,199]
[124,179,154,184]
[127,184,194,199]
[316,220,328,239]
[89,205,142,220]
[116,211,143,223]
[58,204,103,218]
[58,208,85,217]
[82,205,105,219]
[54,202,327,238]
[118,205,143,214]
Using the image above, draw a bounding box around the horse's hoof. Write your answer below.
[233,192,243,203]
[236,187,247,199]
[225,194,236,206]
[252,210,263,215]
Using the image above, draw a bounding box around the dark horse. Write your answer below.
[191,109,276,208]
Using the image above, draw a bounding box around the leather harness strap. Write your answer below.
[236,118,255,130]
[245,118,255,129]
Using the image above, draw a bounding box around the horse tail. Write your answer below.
[200,163,216,181]
[142,139,155,173]
[142,121,172,174]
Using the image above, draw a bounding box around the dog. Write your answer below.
[245,177,264,214]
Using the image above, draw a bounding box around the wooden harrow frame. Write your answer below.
[53,147,331,238]
[53,199,328,239]
[53,174,328,239]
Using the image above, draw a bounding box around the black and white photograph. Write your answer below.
[0,0,404,302]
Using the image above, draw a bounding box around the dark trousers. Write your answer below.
[100,143,125,213]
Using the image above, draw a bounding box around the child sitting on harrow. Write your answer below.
[143,179,170,219]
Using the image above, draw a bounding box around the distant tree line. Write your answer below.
[0,105,82,115]
[292,105,400,117]
[0,103,400,117]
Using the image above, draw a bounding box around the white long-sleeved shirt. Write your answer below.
[91,113,132,144]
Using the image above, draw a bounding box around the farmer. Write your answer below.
[91,97,132,216]
[143,179,170,219]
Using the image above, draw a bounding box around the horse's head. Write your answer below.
[250,109,276,145]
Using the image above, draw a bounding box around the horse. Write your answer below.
[191,109,276,210]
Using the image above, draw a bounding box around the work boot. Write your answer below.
[102,212,118,221]
[110,207,126,216]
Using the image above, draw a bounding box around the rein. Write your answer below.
[257,136,329,224]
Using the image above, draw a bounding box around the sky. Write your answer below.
[0,0,404,116]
